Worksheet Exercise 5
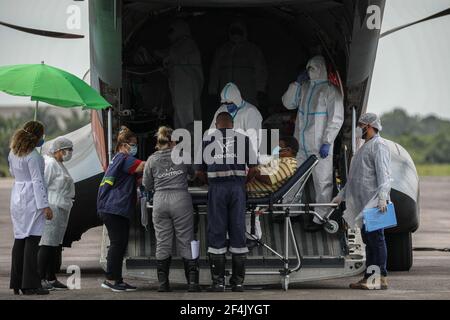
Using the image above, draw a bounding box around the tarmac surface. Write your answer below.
[0,177,449,300]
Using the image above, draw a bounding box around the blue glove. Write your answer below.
[319,144,331,159]
[297,71,310,84]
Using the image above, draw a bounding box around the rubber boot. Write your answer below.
[156,257,171,292]
[183,258,201,292]
[230,254,246,292]
[207,254,226,292]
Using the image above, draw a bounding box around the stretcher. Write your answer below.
[146,155,342,290]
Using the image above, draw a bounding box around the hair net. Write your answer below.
[49,137,73,154]
[359,113,382,131]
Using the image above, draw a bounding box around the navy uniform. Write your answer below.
[197,127,257,292]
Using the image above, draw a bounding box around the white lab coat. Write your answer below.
[8,150,49,239]
[40,156,75,246]
[338,134,392,229]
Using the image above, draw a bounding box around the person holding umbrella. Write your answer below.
[8,121,53,295]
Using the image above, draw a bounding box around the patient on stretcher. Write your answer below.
[244,137,299,245]
[246,136,298,198]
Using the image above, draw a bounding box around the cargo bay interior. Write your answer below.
[120,2,350,161]
[116,1,354,268]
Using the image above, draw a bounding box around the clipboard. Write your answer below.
[363,202,397,232]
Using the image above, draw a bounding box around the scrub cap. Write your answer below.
[359,113,382,131]
[49,137,73,154]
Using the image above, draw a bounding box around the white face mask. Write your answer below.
[308,66,321,81]
[62,150,73,162]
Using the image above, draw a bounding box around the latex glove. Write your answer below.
[319,144,331,159]
[378,199,388,213]
[297,71,310,84]
[332,196,343,205]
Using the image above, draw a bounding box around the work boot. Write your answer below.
[230,254,246,292]
[183,258,201,292]
[156,257,171,292]
[349,277,368,289]
[380,276,388,290]
[207,254,226,292]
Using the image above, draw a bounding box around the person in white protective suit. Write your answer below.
[333,113,391,290]
[8,121,53,296]
[209,82,263,245]
[158,19,204,132]
[209,20,268,107]
[282,55,344,232]
[38,137,75,291]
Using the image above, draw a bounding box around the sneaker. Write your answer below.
[231,284,244,292]
[349,278,367,290]
[101,280,126,292]
[116,281,137,292]
[49,280,68,290]
[41,280,55,291]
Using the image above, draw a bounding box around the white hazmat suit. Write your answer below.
[282,56,344,222]
[166,20,204,131]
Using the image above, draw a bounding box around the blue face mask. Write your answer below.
[272,146,280,156]
[36,138,45,147]
[226,103,238,114]
[129,145,138,157]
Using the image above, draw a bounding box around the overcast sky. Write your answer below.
[1,0,450,119]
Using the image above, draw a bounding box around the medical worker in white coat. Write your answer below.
[38,137,75,291]
[333,113,391,290]
[8,121,53,296]
[282,55,344,231]
[209,82,263,243]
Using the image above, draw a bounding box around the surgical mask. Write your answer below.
[36,138,45,147]
[356,126,368,140]
[62,150,73,162]
[226,103,238,114]
[272,146,280,156]
[308,67,321,81]
[128,144,138,157]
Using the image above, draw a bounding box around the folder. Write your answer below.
[363,202,397,232]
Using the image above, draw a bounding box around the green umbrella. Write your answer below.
[0,62,111,119]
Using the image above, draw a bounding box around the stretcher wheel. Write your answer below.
[324,220,339,234]
[281,275,290,291]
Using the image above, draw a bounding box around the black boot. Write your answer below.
[156,257,171,292]
[230,254,246,292]
[207,254,226,292]
[183,259,201,292]
[303,213,322,233]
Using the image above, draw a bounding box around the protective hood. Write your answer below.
[49,137,73,154]
[220,82,244,107]
[168,20,191,43]
[228,20,248,43]
[306,55,328,81]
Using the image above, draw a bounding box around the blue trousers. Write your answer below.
[207,182,248,255]
[361,225,388,277]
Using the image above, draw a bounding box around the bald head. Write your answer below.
[215,112,233,129]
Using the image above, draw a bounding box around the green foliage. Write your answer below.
[381,108,450,167]
[0,108,89,177]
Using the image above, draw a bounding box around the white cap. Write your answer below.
[359,113,382,131]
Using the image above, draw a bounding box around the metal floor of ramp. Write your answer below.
[126,212,346,268]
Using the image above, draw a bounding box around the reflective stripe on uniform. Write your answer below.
[207,170,246,178]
